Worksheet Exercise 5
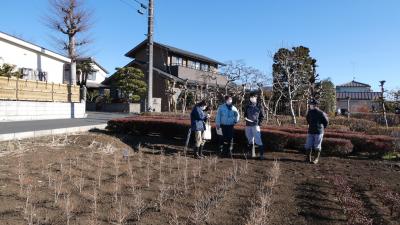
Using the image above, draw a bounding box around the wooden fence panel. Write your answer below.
[0,77,17,100]
[0,76,80,102]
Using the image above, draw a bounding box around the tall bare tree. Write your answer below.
[46,0,92,85]
[272,46,316,125]
[220,60,245,95]
[180,79,189,114]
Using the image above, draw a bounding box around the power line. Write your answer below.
[117,0,137,9]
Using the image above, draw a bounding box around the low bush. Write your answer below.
[329,117,378,133]
[322,138,354,157]
[286,133,306,150]
[325,133,395,156]
[351,112,400,127]
[107,116,358,156]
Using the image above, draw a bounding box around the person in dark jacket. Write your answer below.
[190,100,209,158]
[305,99,329,164]
[244,92,265,160]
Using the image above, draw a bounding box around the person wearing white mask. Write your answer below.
[190,100,209,159]
[244,92,265,160]
[215,95,240,157]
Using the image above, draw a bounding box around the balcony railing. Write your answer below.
[169,63,217,73]
[167,65,227,85]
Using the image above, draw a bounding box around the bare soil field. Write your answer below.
[0,132,399,225]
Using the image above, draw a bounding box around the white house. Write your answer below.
[0,31,86,121]
[0,31,71,83]
[75,57,109,90]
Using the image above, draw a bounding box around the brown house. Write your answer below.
[105,40,228,112]
[336,80,382,113]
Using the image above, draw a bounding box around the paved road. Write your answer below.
[0,112,131,134]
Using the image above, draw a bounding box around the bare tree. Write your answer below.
[272,47,316,125]
[220,60,245,95]
[165,79,177,113]
[45,0,93,85]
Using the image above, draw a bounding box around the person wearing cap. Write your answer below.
[305,99,329,164]
[215,95,240,157]
[190,100,209,159]
[244,92,265,160]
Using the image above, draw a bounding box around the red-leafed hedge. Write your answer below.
[107,116,361,156]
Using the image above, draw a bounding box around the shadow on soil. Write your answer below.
[295,180,347,225]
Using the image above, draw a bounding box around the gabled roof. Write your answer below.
[125,40,226,66]
[76,57,109,74]
[336,92,382,100]
[337,80,371,88]
[0,31,70,63]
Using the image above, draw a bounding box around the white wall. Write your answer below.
[0,36,68,84]
[0,101,86,121]
[86,63,107,85]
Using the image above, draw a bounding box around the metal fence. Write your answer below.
[0,76,80,102]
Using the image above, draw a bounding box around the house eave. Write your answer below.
[0,31,71,63]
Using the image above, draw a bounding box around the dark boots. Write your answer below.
[259,145,265,160]
[193,147,200,159]
[228,140,234,158]
[306,148,313,163]
[194,145,205,159]
[199,145,205,158]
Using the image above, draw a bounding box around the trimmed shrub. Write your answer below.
[322,138,354,157]
[329,117,378,133]
[286,133,307,150]
[351,112,400,127]
[324,132,395,155]
[107,116,357,156]
[262,130,291,152]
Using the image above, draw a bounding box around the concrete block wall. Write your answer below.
[0,101,86,121]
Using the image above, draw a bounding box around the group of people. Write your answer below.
[190,93,329,164]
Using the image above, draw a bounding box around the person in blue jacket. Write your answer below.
[215,95,240,157]
[190,100,209,158]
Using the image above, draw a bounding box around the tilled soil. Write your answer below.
[0,132,399,225]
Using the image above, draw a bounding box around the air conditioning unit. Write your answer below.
[39,71,48,82]
[21,68,33,80]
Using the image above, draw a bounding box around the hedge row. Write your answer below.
[107,116,358,156]
[108,116,396,156]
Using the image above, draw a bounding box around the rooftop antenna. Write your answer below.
[350,61,356,81]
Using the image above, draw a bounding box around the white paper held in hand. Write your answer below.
[245,117,254,123]
[203,124,212,140]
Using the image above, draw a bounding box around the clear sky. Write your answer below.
[1,0,399,91]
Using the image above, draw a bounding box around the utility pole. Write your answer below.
[147,0,154,111]
[380,80,389,128]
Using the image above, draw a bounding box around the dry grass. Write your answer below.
[245,160,281,225]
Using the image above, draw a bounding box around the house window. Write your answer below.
[188,60,195,69]
[177,57,183,66]
[172,56,183,66]
[201,64,209,71]
[195,62,200,70]
[87,72,96,81]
